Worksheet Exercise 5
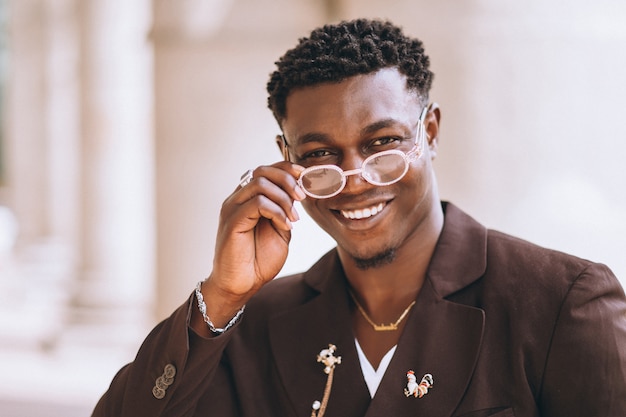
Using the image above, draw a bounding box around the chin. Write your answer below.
[352,247,397,270]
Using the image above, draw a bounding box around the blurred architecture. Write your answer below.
[0,0,625,415]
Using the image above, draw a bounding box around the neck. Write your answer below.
[339,200,444,310]
[339,199,443,369]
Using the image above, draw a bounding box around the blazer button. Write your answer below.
[152,363,176,399]
[164,364,176,379]
[155,376,169,390]
[152,386,166,400]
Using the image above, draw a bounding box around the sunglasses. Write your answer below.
[281,105,429,199]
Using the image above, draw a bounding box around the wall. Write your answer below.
[152,0,626,317]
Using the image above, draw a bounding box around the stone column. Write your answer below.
[151,0,238,320]
[3,0,47,245]
[1,0,80,348]
[70,0,155,348]
[43,0,80,259]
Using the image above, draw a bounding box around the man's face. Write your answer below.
[281,68,439,268]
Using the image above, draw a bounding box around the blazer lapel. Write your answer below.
[268,253,371,417]
[269,203,489,417]
[364,279,485,416]
[365,203,489,416]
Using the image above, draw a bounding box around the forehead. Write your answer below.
[282,68,421,142]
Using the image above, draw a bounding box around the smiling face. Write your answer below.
[281,68,441,269]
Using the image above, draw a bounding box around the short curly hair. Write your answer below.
[266,18,434,125]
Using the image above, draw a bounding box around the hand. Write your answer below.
[194,162,306,332]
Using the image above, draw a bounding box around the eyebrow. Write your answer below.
[360,118,405,136]
[292,118,408,146]
[295,132,332,146]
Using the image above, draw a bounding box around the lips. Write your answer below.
[340,202,386,220]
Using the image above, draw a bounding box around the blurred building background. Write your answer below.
[0,0,624,415]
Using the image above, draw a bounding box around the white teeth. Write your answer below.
[341,202,385,220]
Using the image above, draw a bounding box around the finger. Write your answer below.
[236,176,302,223]
[232,166,305,223]
[237,163,306,202]
[255,195,295,232]
[226,193,295,233]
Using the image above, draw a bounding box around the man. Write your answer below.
[93,19,626,417]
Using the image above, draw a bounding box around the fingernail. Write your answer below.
[291,205,300,222]
[295,186,306,201]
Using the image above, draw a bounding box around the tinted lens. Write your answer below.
[300,167,344,197]
[362,152,407,184]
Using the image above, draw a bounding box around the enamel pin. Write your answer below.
[311,344,342,417]
[404,371,434,398]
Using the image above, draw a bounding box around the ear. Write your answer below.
[425,103,441,160]
[276,134,291,161]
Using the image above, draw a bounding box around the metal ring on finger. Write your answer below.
[239,169,254,188]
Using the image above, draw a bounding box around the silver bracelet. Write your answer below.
[195,280,245,334]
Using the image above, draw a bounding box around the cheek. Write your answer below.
[300,199,325,221]
[401,164,435,201]
[403,164,424,186]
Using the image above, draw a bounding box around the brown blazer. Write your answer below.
[93,203,626,417]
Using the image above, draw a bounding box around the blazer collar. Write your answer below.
[362,279,485,416]
[269,254,371,417]
[427,202,488,298]
[301,202,488,297]
[269,202,487,416]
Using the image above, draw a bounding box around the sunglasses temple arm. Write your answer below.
[279,134,292,162]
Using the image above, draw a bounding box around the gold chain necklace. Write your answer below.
[348,290,416,331]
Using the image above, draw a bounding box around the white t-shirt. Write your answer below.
[354,338,397,398]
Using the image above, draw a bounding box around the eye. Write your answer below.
[305,149,332,158]
[371,136,401,147]
[297,148,336,163]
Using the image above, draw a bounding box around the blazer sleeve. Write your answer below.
[539,263,626,415]
[91,293,236,417]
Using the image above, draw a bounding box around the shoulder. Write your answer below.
[484,229,609,289]
[437,202,612,299]
[442,213,621,317]
[486,229,592,274]
[475,229,622,321]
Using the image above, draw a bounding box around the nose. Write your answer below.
[340,154,370,194]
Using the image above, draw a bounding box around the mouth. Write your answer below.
[339,202,386,220]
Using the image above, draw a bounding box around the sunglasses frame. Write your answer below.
[281,104,430,199]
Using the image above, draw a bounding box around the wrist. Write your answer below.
[194,280,245,335]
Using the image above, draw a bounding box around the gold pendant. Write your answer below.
[372,323,398,331]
